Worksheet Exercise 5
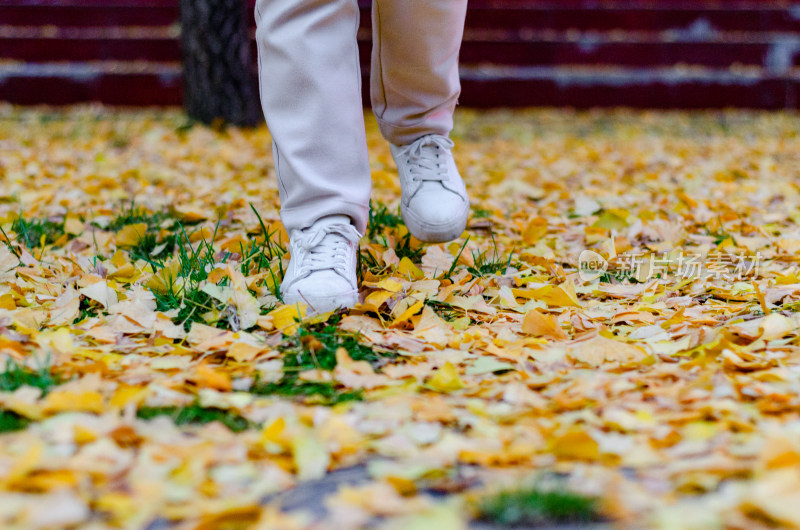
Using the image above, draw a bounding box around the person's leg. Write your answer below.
[255,0,368,312]
[255,0,370,235]
[370,0,469,243]
[370,0,467,146]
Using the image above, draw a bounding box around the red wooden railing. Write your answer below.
[2,0,800,108]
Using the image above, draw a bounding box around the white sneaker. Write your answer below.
[280,215,360,314]
[391,134,470,243]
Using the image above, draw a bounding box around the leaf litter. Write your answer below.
[1,104,800,527]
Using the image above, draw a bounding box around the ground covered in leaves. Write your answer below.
[1,105,800,528]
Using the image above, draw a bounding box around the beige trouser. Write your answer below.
[254,0,467,235]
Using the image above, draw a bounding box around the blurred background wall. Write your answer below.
[2,0,800,108]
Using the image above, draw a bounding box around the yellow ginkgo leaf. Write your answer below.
[522,308,568,340]
[375,277,404,292]
[390,298,424,327]
[523,216,548,244]
[551,429,600,460]
[426,362,463,393]
[115,223,148,248]
[397,257,424,280]
[63,215,84,236]
[43,391,105,414]
[226,341,263,363]
[358,289,395,313]
[531,281,581,308]
[261,303,306,334]
[144,259,181,295]
[291,431,330,481]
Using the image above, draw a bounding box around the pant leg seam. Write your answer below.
[353,0,362,103]
[273,142,289,199]
[254,2,266,117]
[372,1,388,120]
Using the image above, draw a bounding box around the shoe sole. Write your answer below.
[401,201,470,243]
[281,290,359,315]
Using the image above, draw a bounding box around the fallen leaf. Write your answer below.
[115,223,148,248]
[521,308,568,340]
[426,362,464,393]
[567,334,647,366]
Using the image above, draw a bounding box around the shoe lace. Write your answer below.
[294,222,360,277]
[399,135,454,183]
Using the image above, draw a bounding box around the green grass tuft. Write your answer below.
[0,358,62,434]
[0,410,30,433]
[241,204,286,298]
[598,268,637,284]
[11,215,66,249]
[251,379,363,406]
[472,207,493,219]
[424,300,474,324]
[367,201,404,240]
[136,404,251,432]
[0,358,61,394]
[443,236,469,280]
[280,316,389,372]
[367,201,424,263]
[106,200,176,232]
[250,315,392,405]
[477,486,600,526]
[393,232,425,262]
[466,233,513,278]
[73,296,102,324]
[150,223,231,330]
[107,201,183,262]
[359,248,386,276]
[144,206,285,330]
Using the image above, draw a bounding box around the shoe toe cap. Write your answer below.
[403,186,469,243]
[283,270,352,298]
[407,187,468,227]
[282,270,358,313]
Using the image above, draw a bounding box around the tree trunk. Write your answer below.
[179,0,261,127]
